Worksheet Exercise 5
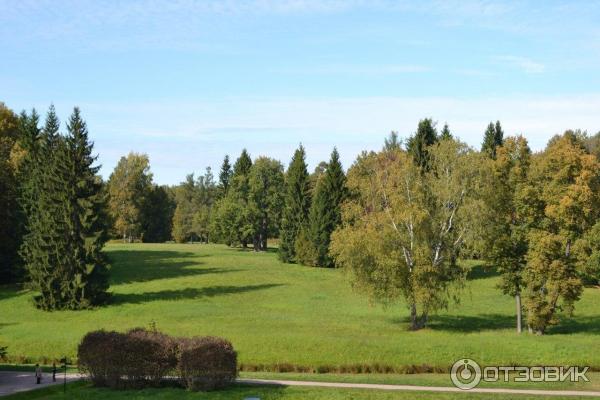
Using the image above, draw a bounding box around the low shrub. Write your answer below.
[78,328,178,389]
[177,336,238,391]
[78,329,237,391]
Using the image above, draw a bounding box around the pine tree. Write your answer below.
[482,120,504,158]
[406,118,438,170]
[279,145,311,262]
[305,148,347,268]
[440,123,452,140]
[218,155,232,197]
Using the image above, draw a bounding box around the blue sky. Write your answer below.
[2,0,600,184]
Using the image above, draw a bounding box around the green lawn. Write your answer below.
[2,382,596,400]
[0,243,599,372]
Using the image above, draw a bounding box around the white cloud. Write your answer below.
[494,55,546,74]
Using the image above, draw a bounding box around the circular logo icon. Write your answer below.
[450,358,481,390]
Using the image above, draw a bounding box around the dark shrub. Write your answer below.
[78,328,178,389]
[177,336,237,391]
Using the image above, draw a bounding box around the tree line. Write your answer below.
[1,102,599,336]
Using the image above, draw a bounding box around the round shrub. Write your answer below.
[177,336,237,391]
[78,328,178,389]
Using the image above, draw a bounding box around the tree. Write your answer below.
[20,107,109,310]
[218,155,232,198]
[481,120,504,158]
[172,174,198,243]
[383,131,401,151]
[107,153,153,242]
[279,145,311,262]
[62,107,110,308]
[482,136,531,333]
[406,118,438,170]
[440,123,452,140]
[520,132,599,334]
[248,157,285,251]
[0,103,22,283]
[141,185,175,243]
[302,148,346,267]
[330,140,481,330]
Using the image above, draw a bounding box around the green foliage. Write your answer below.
[304,148,346,268]
[519,132,600,333]
[439,123,452,140]
[383,131,401,151]
[574,221,600,285]
[172,169,216,243]
[481,120,504,158]
[141,185,175,243]
[294,228,318,267]
[19,107,109,310]
[331,140,481,329]
[218,155,232,197]
[107,152,153,241]
[405,118,438,170]
[248,157,285,251]
[0,102,22,283]
[279,145,311,262]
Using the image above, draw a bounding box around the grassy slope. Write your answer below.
[3,382,596,400]
[0,243,599,371]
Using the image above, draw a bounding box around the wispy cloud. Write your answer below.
[494,55,546,74]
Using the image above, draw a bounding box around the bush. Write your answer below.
[78,329,237,391]
[78,328,177,389]
[177,336,237,391]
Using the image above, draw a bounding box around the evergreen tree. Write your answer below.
[218,155,232,197]
[279,145,311,262]
[383,131,401,151]
[62,107,110,308]
[233,149,252,176]
[406,118,438,170]
[440,123,452,140]
[304,148,347,268]
[141,185,175,243]
[482,120,504,158]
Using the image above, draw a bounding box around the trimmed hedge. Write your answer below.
[77,328,237,391]
[177,337,237,391]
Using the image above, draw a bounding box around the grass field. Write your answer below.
[4,382,597,400]
[1,243,599,372]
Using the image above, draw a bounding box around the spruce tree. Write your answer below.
[65,107,110,307]
[279,145,311,262]
[218,155,232,196]
[383,131,401,151]
[440,123,452,140]
[406,118,438,170]
[482,120,504,158]
[305,148,347,268]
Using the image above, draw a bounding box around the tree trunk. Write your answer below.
[409,303,428,330]
[515,293,522,333]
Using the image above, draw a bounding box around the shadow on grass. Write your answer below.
[111,283,285,305]
[466,263,500,280]
[390,313,515,332]
[547,316,600,335]
[107,250,238,285]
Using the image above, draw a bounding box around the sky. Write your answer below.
[2,0,600,185]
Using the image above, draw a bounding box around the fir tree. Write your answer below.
[62,107,110,308]
[279,145,311,262]
[482,120,504,158]
[383,131,401,151]
[218,155,232,196]
[305,148,347,268]
[406,118,438,170]
[440,123,452,140]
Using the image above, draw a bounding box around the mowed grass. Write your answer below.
[3,382,597,400]
[0,243,600,371]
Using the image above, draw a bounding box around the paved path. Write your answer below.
[238,378,600,397]
[0,371,79,397]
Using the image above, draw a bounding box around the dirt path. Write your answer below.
[238,378,600,397]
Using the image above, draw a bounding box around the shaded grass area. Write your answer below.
[2,382,596,400]
[0,243,599,371]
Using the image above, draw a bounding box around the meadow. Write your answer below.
[0,243,599,373]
